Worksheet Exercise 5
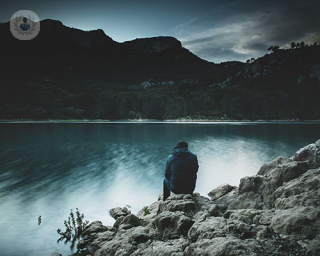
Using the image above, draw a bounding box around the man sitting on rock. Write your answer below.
[163,140,199,201]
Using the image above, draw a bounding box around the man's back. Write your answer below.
[163,141,199,200]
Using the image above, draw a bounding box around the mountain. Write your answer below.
[0,19,214,79]
[0,19,319,120]
[123,36,182,53]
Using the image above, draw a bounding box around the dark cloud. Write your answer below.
[1,0,319,63]
[172,0,320,63]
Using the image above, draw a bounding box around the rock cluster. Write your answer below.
[77,140,320,256]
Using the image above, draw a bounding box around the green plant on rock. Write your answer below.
[248,211,261,220]
[222,211,231,219]
[239,217,245,222]
[57,208,89,250]
[142,207,150,216]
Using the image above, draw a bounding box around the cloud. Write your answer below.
[171,1,320,63]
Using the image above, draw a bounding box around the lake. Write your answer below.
[0,122,319,256]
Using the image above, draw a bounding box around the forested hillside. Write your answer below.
[1,19,319,120]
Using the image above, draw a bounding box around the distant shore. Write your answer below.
[1,119,320,124]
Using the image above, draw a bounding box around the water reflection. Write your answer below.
[0,122,319,256]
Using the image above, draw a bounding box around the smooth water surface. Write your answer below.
[0,122,319,255]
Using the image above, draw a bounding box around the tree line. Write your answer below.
[246,41,319,63]
[1,42,320,121]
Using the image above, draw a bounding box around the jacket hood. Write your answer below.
[172,147,191,157]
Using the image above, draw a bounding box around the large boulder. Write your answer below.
[239,175,263,194]
[184,237,256,256]
[253,162,309,209]
[82,221,110,237]
[270,207,320,238]
[187,217,227,242]
[109,207,131,220]
[131,238,188,256]
[152,211,194,239]
[305,235,320,256]
[257,156,291,176]
[137,201,161,222]
[291,139,320,162]
[228,191,263,210]
[113,213,143,230]
[212,188,239,212]
[274,167,320,209]
[157,194,196,214]
[208,184,237,200]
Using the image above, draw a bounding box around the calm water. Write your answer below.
[0,122,319,256]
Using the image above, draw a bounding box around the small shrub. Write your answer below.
[248,211,261,220]
[57,208,89,250]
[239,217,245,222]
[222,211,231,219]
[142,207,150,216]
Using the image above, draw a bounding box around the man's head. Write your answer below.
[176,140,188,149]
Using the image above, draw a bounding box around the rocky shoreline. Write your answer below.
[76,140,320,256]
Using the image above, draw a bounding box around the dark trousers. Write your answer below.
[163,179,193,201]
[163,179,171,201]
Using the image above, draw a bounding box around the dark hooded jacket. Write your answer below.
[164,147,199,194]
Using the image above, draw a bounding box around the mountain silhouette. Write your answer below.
[0,19,319,120]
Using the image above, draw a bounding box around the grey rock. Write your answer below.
[259,161,309,208]
[188,217,227,242]
[132,238,188,256]
[76,140,320,256]
[129,226,150,243]
[114,213,142,230]
[158,197,196,214]
[274,167,320,209]
[292,141,320,162]
[153,211,194,238]
[258,156,291,176]
[192,211,210,222]
[86,231,116,254]
[227,209,263,224]
[109,207,131,220]
[270,207,320,237]
[82,221,110,237]
[258,211,274,225]
[137,201,161,221]
[184,237,257,256]
[208,184,237,200]
[239,175,263,194]
[94,237,134,256]
[192,193,214,212]
[228,191,263,210]
[213,188,239,212]
[256,225,269,240]
[208,204,220,217]
[305,235,320,256]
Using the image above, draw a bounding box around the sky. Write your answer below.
[1,0,320,63]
